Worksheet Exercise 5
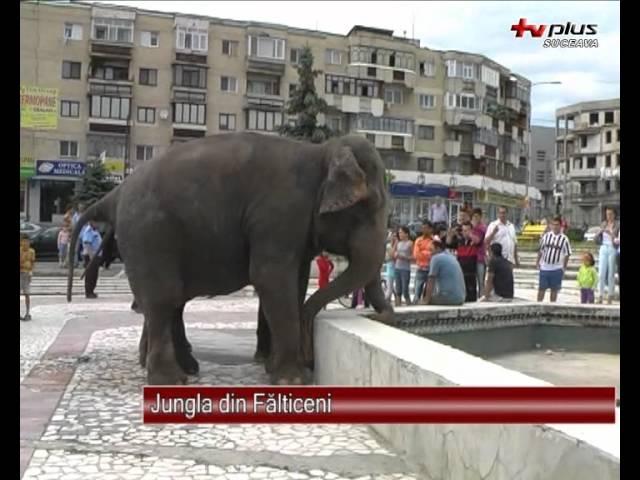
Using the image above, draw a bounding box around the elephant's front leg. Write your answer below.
[145,303,187,385]
[364,271,395,326]
[252,263,306,385]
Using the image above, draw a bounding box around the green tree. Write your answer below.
[73,158,116,207]
[279,46,333,143]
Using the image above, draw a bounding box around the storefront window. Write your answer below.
[39,180,76,223]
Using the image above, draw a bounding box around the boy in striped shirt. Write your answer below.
[536,216,572,303]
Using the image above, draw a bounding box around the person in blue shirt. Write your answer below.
[421,235,466,306]
[82,220,102,299]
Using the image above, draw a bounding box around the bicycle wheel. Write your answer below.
[338,292,353,308]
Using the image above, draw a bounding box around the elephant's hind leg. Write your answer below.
[145,302,187,385]
[253,303,271,363]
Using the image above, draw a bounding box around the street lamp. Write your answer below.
[526,80,562,220]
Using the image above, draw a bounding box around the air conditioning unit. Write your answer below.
[159,109,169,120]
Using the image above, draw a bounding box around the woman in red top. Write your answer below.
[316,252,334,290]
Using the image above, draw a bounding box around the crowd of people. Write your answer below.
[376,204,620,308]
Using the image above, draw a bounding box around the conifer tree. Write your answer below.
[73,159,116,206]
[279,46,333,143]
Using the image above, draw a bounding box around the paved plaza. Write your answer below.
[20,294,422,480]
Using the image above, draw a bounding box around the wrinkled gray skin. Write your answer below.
[68,132,393,385]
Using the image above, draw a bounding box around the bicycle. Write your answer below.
[337,277,389,308]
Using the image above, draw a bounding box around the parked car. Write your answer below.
[584,226,601,242]
[29,223,121,263]
[20,221,42,239]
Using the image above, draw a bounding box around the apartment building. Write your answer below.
[20,1,540,224]
[530,126,556,217]
[555,98,620,226]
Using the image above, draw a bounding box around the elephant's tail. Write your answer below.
[67,187,120,302]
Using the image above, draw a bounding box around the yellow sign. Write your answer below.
[476,190,524,208]
[104,158,125,182]
[20,85,59,130]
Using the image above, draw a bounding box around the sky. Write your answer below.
[90,1,620,127]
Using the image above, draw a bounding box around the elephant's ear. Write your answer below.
[319,146,368,214]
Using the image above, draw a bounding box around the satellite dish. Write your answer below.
[159,109,169,120]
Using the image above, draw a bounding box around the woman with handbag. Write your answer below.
[595,207,621,304]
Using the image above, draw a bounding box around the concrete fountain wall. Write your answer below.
[314,303,620,480]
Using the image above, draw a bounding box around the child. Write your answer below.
[20,234,36,321]
[57,224,71,268]
[577,252,598,304]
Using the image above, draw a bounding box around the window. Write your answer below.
[536,171,545,182]
[221,76,238,92]
[137,107,155,124]
[418,125,435,140]
[329,117,342,133]
[604,111,614,124]
[419,94,435,109]
[87,135,127,160]
[589,112,599,125]
[384,87,402,105]
[357,115,413,134]
[290,48,302,64]
[248,36,285,60]
[173,65,207,89]
[391,136,404,148]
[574,158,582,170]
[91,62,128,81]
[289,84,297,97]
[140,31,159,47]
[62,61,81,79]
[605,155,611,167]
[60,140,79,157]
[365,133,375,144]
[367,67,377,77]
[64,23,82,41]
[325,49,342,65]
[392,70,405,81]
[246,109,283,131]
[222,39,238,56]
[139,68,158,86]
[481,65,499,87]
[92,18,134,43]
[219,113,236,131]
[587,156,596,168]
[445,60,456,77]
[247,77,280,96]
[445,93,477,110]
[136,145,154,161]
[173,103,206,125]
[176,26,208,52]
[60,100,80,118]
[605,131,612,144]
[580,136,587,148]
[417,157,434,173]
[90,95,130,120]
[462,63,474,79]
[536,150,546,162]
[419,61,435,77]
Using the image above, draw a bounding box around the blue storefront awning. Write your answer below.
[389,182,449,198]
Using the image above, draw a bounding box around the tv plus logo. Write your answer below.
[510,18,599,48]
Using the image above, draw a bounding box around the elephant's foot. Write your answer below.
[371,309,395,326]
[146,351,188,385]
[176,347,199,375]
[253,348,270,364]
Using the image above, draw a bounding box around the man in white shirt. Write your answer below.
[485,206,519,266]
[430,198,448,226]
[536,216,571,303]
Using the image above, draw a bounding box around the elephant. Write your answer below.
[67,132,393,385]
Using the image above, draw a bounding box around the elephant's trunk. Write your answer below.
[300,257,382,367]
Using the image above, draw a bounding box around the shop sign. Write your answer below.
[20,156,35,180]
[36,160,85,178]
[476,190,524,208]
[103,158,125,183]
[20,85,59,130]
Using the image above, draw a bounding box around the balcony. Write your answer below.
[573,191,620,205]
[444,109,481,127]
[444,157,471,175]
[444,140,461,157]
[346,64,416,89]
[243,94,284,111]
[569,168,599,180]
[90,40,133,59]
[325,94,384,117]
[174,51,208,65]
[246,54,286,76]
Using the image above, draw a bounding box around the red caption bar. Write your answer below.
[142,386,616,424]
